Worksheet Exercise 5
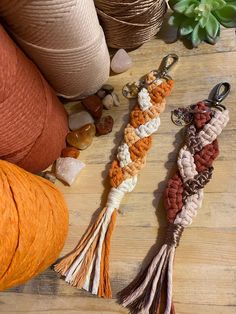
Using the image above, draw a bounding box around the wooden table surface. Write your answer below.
[1,23,236,314]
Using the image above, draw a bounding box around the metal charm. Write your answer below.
[122,81,141,99]
[171,107,193,126]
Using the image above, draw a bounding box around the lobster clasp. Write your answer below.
[158,53,179,79]
[204,82,231,111]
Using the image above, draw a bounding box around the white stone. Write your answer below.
[69,111,94,131]
[111,91,120,106]
[55,157,85,186]
[102,94,114,110]
[111,49,132,74]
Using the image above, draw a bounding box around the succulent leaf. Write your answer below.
[199,15,209,27]
[206,27,221,44]
[168,12,186,27]
[169,0,189,10]
[191,23,199,46]
[180,19,196,35]
[209,0,227,10]
[184,4,199,17]
[169,0,236,47]
[214,4,236,27]
[206,13,220,38]
[172,0,199,14]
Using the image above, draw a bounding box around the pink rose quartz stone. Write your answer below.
[111,49,132,74]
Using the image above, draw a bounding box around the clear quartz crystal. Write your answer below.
[55,157,85,186]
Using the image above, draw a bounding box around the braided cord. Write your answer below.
[108,74,174,208]
[165,102,229,227]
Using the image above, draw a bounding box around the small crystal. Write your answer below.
[69,111,94,131]
[102,94,114,110]
[61,147,80,158]
[95,115,114,135]
[82,95,103,119]
[97,89,106,99]
[102,84,114,94]
[111,49,132,74]
[66,124,96,150]
[55,157,85,186]
[111,92,120,106]
[38,171,56,183]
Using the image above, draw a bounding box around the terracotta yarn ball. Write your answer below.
[0,25,68,173]
[0,160,69,291]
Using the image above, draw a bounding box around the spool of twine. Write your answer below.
[0,160,68,291]
[94,0,167,49]
[0,0,110,99]
[0,25,68,173]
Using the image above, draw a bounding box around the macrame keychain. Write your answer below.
[118,82,230,313]
[54,54,178,297]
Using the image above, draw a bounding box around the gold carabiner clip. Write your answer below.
[151,53,179,81]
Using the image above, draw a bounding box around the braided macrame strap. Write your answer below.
[54,59,174,298]
[118,101,229,313]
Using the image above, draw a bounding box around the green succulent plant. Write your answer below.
[168,0,236,47]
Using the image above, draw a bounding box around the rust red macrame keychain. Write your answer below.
[54,54,178,298]
[118,82,230,313]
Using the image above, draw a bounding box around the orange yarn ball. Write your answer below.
[0,160,68,291]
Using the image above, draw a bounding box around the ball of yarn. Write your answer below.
[94,0,167,49]
[0,0,110,99]
[0,25,68,173]
[0,160,68,291]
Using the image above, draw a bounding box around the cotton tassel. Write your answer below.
[118,224,183,314]
[54,177,137,297]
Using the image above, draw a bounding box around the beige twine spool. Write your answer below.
[94,0,167,49]
[0,0,110,99]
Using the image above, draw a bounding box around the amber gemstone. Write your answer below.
[66,123,96,150]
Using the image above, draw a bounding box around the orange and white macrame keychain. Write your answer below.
[54,54,178,298]
[118,82,230,313]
